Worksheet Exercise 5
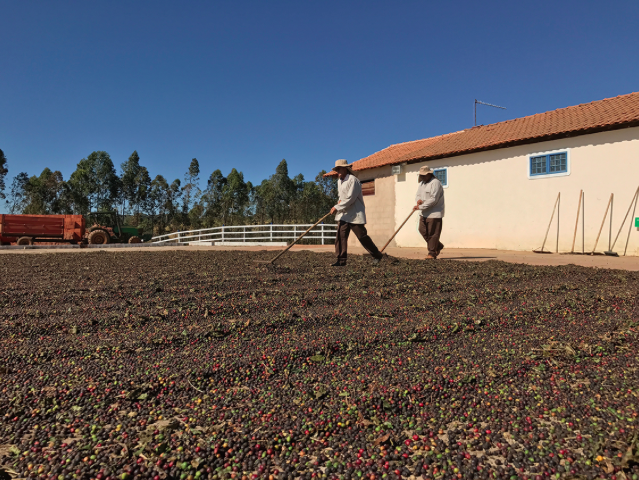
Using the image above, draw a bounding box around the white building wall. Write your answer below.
[393,126,639,255]
[349,166,396,249]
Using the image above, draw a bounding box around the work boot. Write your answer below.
[331,262,345,267]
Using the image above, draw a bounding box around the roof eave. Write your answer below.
[382,120,639,169]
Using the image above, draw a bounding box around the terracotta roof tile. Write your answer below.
[345,91,639,173]
[351,132,463,172]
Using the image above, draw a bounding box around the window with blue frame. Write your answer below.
[433,168,448,186]
[530,152,568,176]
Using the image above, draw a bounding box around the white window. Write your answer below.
[433,167,448,188]
[528,149,570,179]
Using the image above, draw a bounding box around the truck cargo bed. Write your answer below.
[0,214,85,244]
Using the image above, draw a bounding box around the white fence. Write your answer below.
[151,223,338,245]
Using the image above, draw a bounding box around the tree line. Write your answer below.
[0,148,337,234]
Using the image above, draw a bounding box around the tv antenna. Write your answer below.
[474,99,506,126]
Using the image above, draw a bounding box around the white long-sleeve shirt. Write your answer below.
[334,174,367,224]
[415,177,445,218]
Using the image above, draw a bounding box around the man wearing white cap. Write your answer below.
[413,165,445,259]
[329,160,384,267]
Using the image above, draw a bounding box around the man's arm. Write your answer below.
[414,184,424,210]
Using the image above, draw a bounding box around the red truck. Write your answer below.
[0,214,86,245]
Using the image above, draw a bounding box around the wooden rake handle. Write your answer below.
[539,192,560,253]
[611,186,639,251]
[380,209,416,253]
[266,212,333,264]
[591,193,613,254]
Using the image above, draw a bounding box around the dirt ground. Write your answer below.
[3,244,639,271]
[1,249,639,480]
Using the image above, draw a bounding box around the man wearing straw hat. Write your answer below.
[413,165,445,259]
[329,160,384,267]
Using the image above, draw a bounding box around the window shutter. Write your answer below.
[362,180,375,196]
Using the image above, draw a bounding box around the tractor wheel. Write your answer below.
[88,229,110,245]
[16,236,34,246]
[128,236,142,244]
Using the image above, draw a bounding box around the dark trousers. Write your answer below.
[335,221,383,265]
[418,217,443,257]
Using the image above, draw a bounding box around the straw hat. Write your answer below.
[333,160,355,175]
[332,159,355,175]
[418,166,433,176]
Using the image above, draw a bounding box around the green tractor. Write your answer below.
[84,212,152,245]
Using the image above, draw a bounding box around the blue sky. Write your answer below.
[1,0,638,196]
